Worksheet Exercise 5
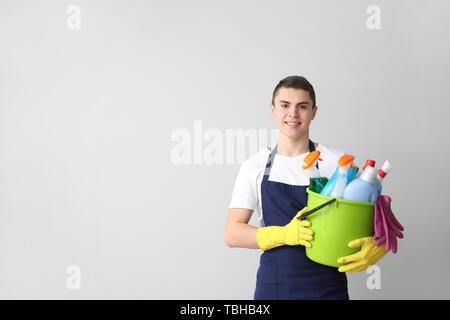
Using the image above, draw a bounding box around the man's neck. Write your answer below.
[277,133,311,158]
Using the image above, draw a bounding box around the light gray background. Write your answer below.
[0,0,449,299]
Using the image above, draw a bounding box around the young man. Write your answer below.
[224,76,387,300]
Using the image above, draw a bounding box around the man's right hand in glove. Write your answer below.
[256,207,314,251]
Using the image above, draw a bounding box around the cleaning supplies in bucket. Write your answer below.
[311,154,390,204]
[298,151,403,268]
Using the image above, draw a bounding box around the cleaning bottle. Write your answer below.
[321,155,355,198]
[351,159,375,181]
[376,160,392,197]
[302,151,328,194]
[342,162,379,202]
[329,155,355,198]
[302,151,322,178]
[348,164,359,182]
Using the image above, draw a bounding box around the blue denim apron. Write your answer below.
[254,140,349,300]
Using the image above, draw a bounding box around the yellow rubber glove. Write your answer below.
[256,207,314,251]
[337,236,387,273]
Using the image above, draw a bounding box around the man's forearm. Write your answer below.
[225,222,260,249]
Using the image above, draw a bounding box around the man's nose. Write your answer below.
[288,108,300,118]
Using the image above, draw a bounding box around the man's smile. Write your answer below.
[284,121,301,128]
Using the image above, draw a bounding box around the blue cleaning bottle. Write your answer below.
[348,164,359,182]
[321,168,338,196]
[321,155,354,198]
[342,165,379,202]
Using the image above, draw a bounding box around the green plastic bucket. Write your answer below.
[305,188,375,268]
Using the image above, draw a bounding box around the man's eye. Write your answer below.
[282,105,288,108]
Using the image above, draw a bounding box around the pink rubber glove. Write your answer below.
[373,195,404,253]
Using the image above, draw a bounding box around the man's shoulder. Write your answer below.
[317,142,345,157]
[317,142,345,166]
[315,142,345,179]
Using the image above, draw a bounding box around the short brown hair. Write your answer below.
[272,76,316,107]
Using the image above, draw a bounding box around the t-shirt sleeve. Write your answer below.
[228,161,258,211]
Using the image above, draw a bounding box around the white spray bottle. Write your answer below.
[302,150,322,178]
[376,160,392,197]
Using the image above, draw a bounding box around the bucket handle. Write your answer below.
[297,198,337,221]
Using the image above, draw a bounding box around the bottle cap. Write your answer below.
[338,154,354,166]
[361,166,377,184]
[381,160,392,173]
[302,151,322,169]
[377,160,392,179]
[363,159,376,170]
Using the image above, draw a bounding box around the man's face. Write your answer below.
[271,87,317,139]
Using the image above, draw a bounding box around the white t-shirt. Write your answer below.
[228,143,345,227]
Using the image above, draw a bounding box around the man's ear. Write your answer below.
[270,104,275,118]
[312,105,318,120]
